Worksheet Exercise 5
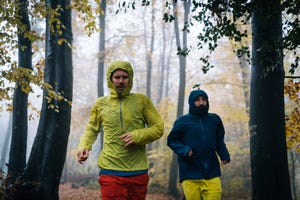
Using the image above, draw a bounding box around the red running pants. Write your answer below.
[99,174,149,200]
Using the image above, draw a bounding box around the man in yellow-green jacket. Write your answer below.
[77,60,164,200]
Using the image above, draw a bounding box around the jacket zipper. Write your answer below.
[200,118,208,170]
[199,118,205,141]
[119,96,123,129]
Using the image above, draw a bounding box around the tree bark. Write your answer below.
[238,50,250,115]
[97,0,106,98]
[289,152,297,200]
[144,2,155,98]
[8,0,32,180]
[95,0,107,153]
[250,0,292,199]
[157,22,166,104]
[21,0,73,199]
[168,0,190,198]
[165,33,174,98]
[1,114,12,171]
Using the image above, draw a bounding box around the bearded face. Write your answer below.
[189,95,209,116]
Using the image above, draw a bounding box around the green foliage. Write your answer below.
[161,0,251,73]
[192,83,201,90]
[281,0,300,73]
[115,0,137,13]
[128,0,299,74]
[176,46,190,56]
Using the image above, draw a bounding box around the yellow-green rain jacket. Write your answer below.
[78,61,164,172]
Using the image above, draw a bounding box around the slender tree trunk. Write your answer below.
[158,3,173,103]
[289,152,296,200]
[8,0,32,180]
[157,12,166,104]
[239,51,250,115]
[96,0,106,152]
[0,114,12,171]
[250,0,291,199]
[175,0,190,116]
[97,0,106,98]
[168,1,190,198]
[144,1,155,98]
[21,0,73,199]
[165,33,174,98]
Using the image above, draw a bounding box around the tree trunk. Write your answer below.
[238,51,250,115]
[0,114,12,171]
[97,0,106,98]
[165,33,174,98]
[8,0,32,180]
[157,21,166,104]
[289,152,297,200]
[250,0,292,199]
[157,19,174,103]
[168,0,190,198]
[21,0,73,199]
[95,0,107,153]
[144,2,155,98]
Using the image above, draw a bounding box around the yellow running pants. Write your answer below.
[182,177,222,200]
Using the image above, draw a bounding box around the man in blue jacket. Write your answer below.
[167,89,230,200]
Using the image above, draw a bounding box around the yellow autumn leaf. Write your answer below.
[58,38,64,45]
[6,104,13,112]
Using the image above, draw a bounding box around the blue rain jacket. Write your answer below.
[167,90,230,182]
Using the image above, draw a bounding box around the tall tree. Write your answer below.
[164,33,174,99]
[231,37,251,114]
[0,114,12,171]
[157,2,174,104]
[289,152,297,200]
[157,19,166,104]
[168,0,191,197]
[249,0,292,199]
[144,1,155,98]
[96,0,106,152]
[20,0,73,199]
[97,0,106,97]
[8,0,32,180]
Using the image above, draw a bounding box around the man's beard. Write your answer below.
[116,84,125,93]
[189,104,209,116]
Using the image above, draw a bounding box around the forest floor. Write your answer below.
[59,183,176,200]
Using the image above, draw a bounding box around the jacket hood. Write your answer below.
[188,90,208,105]
[188,89,209,115]
[106,60,134,97]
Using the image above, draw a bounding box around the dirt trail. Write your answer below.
[59,183,176,200]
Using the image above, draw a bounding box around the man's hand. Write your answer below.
[120,132,133,147]
[188,149,193,157]
[221,160,229,165]
[77,149,89,164]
